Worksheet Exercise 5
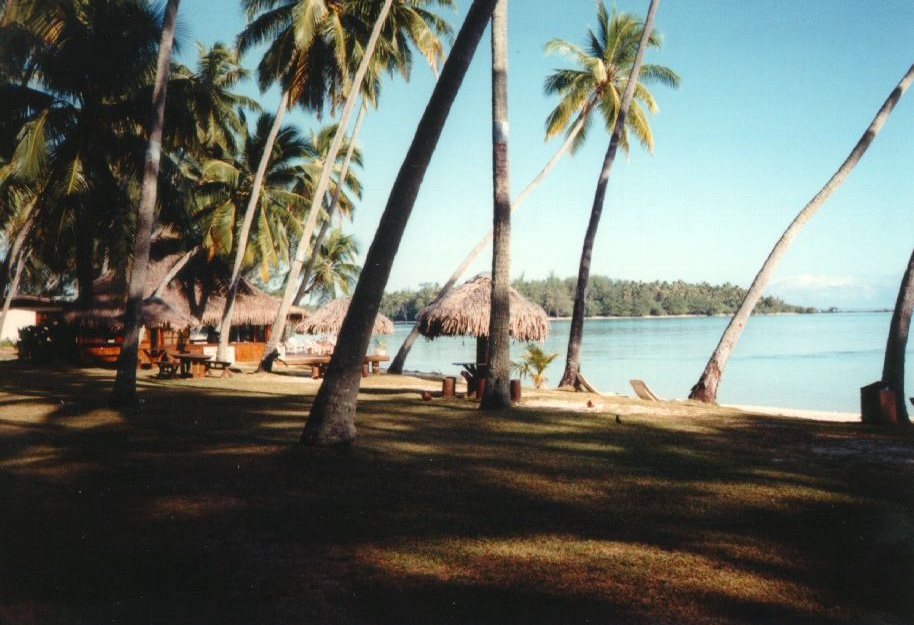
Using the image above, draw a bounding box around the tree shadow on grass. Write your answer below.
[1,361,913,624]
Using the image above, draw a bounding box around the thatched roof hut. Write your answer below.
[66,239,305,330]
[296,297,393,336]
[417,275,549,342]
[65,295,194,330]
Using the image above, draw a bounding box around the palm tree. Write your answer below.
[0,0,163,304]
[553,0,678,388]
[292,101,366,307]
[689,62,914,404]
[112,0,181,407]
[480,0,511,410]
[883,249,914,423]
[192,113,316,279]
[166,42,260,157]
[257,0,454,368]
[301,0,498,447]
[305,228,360,303]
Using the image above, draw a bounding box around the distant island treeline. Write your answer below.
[380,276,816,322]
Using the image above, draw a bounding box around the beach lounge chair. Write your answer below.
[630,379,661,401]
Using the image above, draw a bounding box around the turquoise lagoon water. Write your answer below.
[380,312,911,413]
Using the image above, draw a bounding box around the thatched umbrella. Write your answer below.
[296,297,393,336]
[417,274,549,364]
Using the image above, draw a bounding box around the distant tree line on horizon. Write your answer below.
[380,275,816,322]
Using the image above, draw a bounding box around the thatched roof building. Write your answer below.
[417,275,549,341]
[296,297,393,336]
[66,239,305,330]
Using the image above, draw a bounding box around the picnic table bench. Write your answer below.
[204,360,233,377]
[156,361,181,379]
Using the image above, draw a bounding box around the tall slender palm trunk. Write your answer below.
[689,62,914,404]
[882,249,914,423]
[301,0,498,446]
[111,0,180,406]
[558,0,660,388]
[216,90,290,362]
[480,0,511,410]
[0,196,38,338]
[386,105,590,375]
[259,0,393,369]
[292,100,367,308]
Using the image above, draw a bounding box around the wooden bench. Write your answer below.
[205,360,233,377]
[156,361,180,379]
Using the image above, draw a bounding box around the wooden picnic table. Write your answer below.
[454,362,489,397]
[278,353,390,378]
[170,352,212,378]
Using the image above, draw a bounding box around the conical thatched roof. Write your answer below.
[417,275,549,341]
[66,239,306,329]
[296,297,393,336]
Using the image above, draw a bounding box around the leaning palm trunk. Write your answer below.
[882,249,914,423]
[480,0,511,410]
[301,0,498,446]
[0,240,28,340]
[386,103,590,374]
[689,62,914,404]
[558,0,660,388]
[0,198,37,339]
[260,0,393,369]
[292,100,368,308]
[111,0,180,407]
[216,90,290,361]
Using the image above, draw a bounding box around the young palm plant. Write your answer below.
[512,343,559,390]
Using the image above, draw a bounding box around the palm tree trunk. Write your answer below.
[151,245,198,297]
[558,0,660,388]
[292,100,368,308]
[689,62,914,403]
[301,0,498,446]
[882,249,914,423]
[480,0,511,410]
[259,0,394,372]
[386,101,590,375]
[111,0,180,407]
[216,89,290,362]
[0,241,28,340]
[0,196,37,336]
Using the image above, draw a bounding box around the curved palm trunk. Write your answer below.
[0,196,37,337]
[0,243,28,340]
[882,249,914,423]
[152,245,198,297]
[111,0,180,407]
[292,100,368,309]
[689,62,914,404]
[480,0,511,410]
[558,0,660,388]
[386,102,590,374]
[260,0,393,371]
[216,90,290,362]
[301,0,498,446]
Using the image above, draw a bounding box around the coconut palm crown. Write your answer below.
[543,2,679,155]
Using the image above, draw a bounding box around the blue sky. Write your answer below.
[177,1,914,309]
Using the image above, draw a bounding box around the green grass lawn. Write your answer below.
[1,359,912,624]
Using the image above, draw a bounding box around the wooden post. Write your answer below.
[510,378,521,402]
[442,376,456,398]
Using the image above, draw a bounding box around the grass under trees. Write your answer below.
[1,357,912,624]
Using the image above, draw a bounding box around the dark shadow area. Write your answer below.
[1,361,913,624]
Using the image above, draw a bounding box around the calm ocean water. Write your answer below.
[379,312,911,413]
